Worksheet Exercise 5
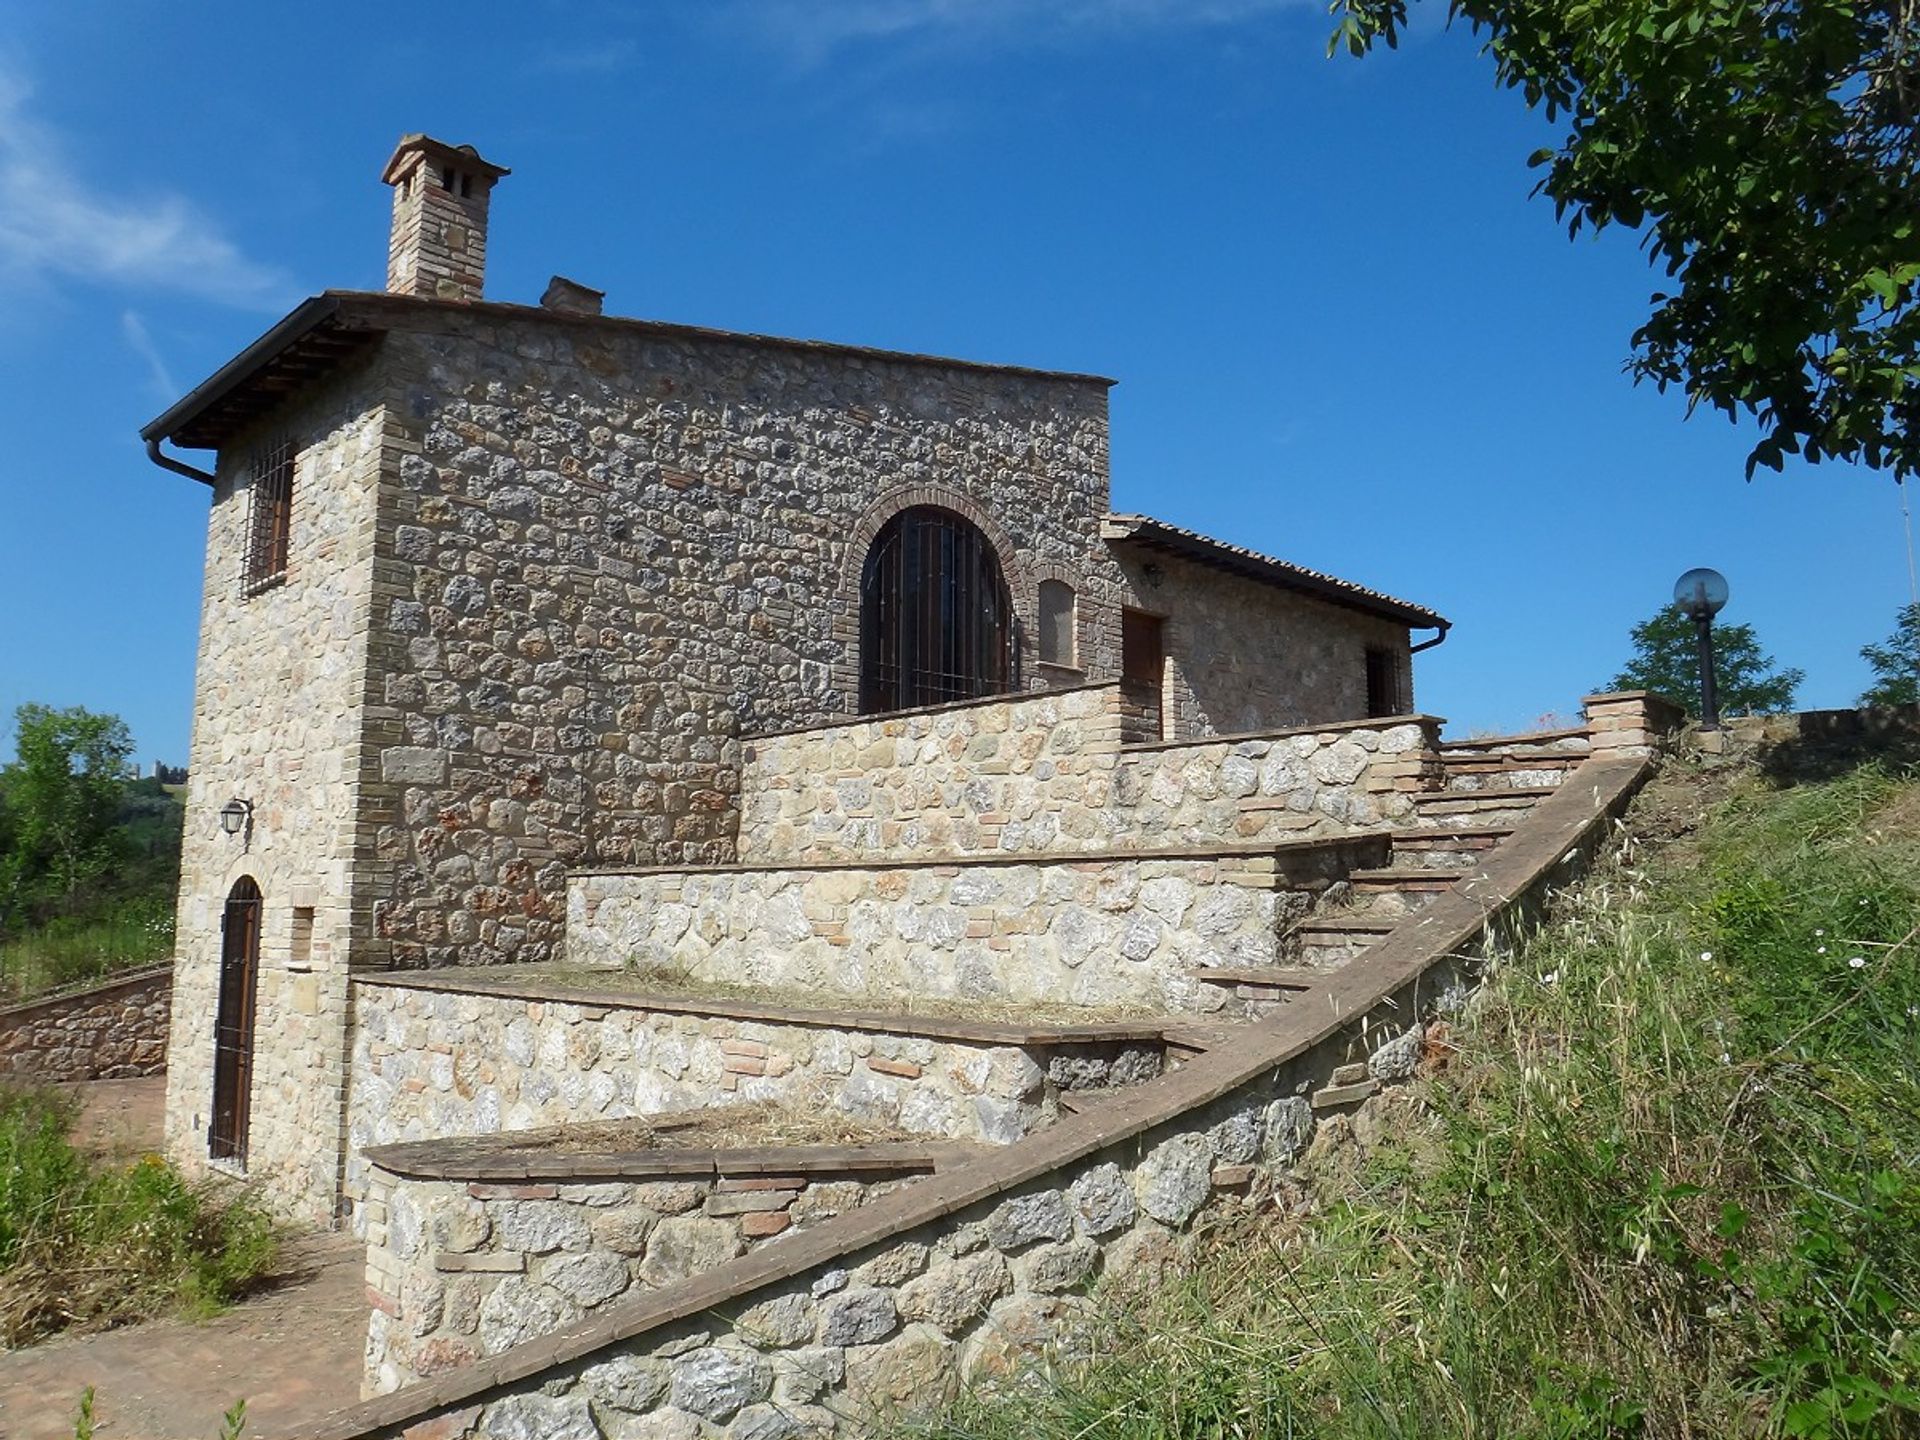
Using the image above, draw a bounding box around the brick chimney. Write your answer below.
[381,135,509,303]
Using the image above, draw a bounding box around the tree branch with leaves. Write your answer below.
[1334,0,1920,478]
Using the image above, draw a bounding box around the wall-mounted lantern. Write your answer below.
[218,798,254,840]
[1672,567,1729,730]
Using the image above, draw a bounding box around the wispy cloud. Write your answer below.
[725,0,1304,65]
[0,61,292,311]
[120,310,178,399]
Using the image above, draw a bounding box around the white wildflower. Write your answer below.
[1541,971,1559,986]
[1848,956,1868,971]
[1699,951,1714,963]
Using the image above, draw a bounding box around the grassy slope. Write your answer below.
[910,757,1920,1439]
[0,780,182,1003]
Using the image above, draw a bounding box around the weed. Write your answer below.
[0,1085,275,1345]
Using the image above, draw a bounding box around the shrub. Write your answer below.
[0,1086,275,1344]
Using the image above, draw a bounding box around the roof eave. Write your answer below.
[140,294,346,450]
[1104,515,1448,630]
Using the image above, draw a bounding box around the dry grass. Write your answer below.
[509,1103,917,1154]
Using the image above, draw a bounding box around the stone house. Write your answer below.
[141,134,1447,1224]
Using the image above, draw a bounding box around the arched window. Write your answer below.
[211,876,262,1163]
[860,506,1015,712]
[1037,579,1077,667]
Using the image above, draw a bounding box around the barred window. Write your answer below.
[243,440,294,595]
[1037,579,1077,666]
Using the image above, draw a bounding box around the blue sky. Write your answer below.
[0,0,1906,764]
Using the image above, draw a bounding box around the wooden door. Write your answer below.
[1120,609,1166,740]
[210,877,261,1162]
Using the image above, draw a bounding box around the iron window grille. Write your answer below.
[242,440,294,596]
[860,506,1016,712]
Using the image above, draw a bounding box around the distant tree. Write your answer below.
[1608,606,1804,716]
[0,705,134,931]
[1859,602,1920,706]
[1333,0,1920,479]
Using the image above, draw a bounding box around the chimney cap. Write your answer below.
[541,275,606,316]
[382,133,511,186]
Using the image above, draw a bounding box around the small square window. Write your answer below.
[1038,579,1077,667]
[243,440,294,595]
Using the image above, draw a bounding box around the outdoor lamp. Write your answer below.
[1672,567,1729,731]
[218,798,253,838]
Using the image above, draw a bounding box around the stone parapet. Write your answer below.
[0,967,171,1082]
[566,838,1383,1016]
[1582,691,1688,757]
[738,685,1441,865]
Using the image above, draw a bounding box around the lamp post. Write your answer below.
[1672,568,1729,730]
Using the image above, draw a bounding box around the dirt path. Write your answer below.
[0,1078,366,1440]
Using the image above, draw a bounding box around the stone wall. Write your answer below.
[1114,547,1416,738]
[738,685,1124,863]
[0,969,171,1082]
[361,1153,943,1393]
[165,357,389,1224]
[566,843,1371,1015]
[348,1015,1437,1438]
[358,314,1124,977]
[1114,717,1442,843]
[737,687,1440,866]
[346,979,1165,1208]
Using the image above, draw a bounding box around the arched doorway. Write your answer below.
[859,506,1015,712]
[210,876,262,1163]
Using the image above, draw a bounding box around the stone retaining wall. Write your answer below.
[567,842,1377,1015]
[357,1016,1437,1432]
[290,754,1657,1440]
[362,1155,940,1394]
[0,968,171,1082]
[737,686,1440,864]
[347,980,1166,1209]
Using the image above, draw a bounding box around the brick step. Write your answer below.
[1290,914,1399,938]
[1348,865,1465,893]
[1190,966,1327,990]
[1439,727,1590,753]
[1440,750,1583,771]
[1384,826,1512,871]
[1413,787,1554,814]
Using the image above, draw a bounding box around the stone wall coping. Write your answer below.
[294,751,1654,1440]
[0,965,172,1025]
[572,832,1387,881]
[363,1136,986,1183]
[740,679,1120,742]
[352,968,1173,1047]
[1115,712,1445,756]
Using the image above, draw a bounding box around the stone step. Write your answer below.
[1387,825,1514,870]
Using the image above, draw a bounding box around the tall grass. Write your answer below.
[0,893,174,1003]
[912,762,1920,1439]
[0,1086,275,1344]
